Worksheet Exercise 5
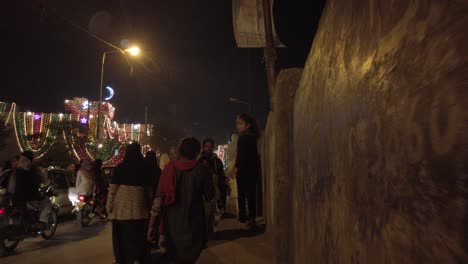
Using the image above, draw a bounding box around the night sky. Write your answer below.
[1,0,324,143]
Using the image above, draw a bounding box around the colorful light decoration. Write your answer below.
[80,117,88,124]
[0,102,9,124]
[13,112,61,159]
[2,99,152,164]
[0,102,8,113]
[82,100,89,110]
[118,123,152,143]
[65,97,115,120]
[215,144,229,165]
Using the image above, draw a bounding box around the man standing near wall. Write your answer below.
[201,138,228,214]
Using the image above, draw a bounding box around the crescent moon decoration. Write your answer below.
[104,86,114,101]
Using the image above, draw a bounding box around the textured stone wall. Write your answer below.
[290,0,468,263]
[262,69,302,262]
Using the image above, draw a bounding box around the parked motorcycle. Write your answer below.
[75,194,107,227]
[0,186,58,257]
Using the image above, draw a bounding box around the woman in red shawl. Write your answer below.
[147,137,214,263]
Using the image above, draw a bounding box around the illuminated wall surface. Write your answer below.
[263,1,468,263]
[0,98,152,165]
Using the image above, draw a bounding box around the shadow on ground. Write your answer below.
[208,213,266,248]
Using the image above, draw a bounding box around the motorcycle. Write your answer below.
[74,194,107,227]
[0,186,58,257]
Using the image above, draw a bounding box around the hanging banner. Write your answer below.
[232,0,284,48]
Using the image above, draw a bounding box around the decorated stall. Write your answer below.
[1,98,152,165]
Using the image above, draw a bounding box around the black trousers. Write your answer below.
[236,176,257,222]
[217,179,228,211]
[112,219,148,264]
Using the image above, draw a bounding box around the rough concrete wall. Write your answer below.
[291,1,468,263]
[262,113,276,232]
[273,69,302,263]
[262,69,302,262]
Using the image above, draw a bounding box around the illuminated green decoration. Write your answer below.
[62,114,124,164]
[13,112,61,159]
[5,99,152,165]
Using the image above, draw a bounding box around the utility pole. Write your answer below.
[145,105,149,151]
[262,0,277,110]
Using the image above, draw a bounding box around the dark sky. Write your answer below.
[1,0,324,143]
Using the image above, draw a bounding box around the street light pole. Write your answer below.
[145,105,149,150]
[229,97,251,114]
[95,47,140,140]
[96,51,118,140]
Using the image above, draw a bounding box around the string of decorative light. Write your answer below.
[13,112,61,158]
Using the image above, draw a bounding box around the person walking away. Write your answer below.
[144,151,162,199]
[148,138,214,264]
[199,153,219,237]
[68,159,94,207]
[93,159,107,216]
[235,114,260,230]
[106,143,153,264]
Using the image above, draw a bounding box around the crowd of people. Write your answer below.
[109,113,261,264]
[0,113,261,264]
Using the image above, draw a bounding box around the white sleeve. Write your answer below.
[76,171,82,188]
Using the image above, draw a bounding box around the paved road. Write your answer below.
[2,212,272,264]
[1,215,109,263]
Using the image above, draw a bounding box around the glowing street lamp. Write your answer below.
[126,46,140,56]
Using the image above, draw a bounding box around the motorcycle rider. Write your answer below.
[93,158,107,216]
[3,151,52,229]
[68,159,95,208]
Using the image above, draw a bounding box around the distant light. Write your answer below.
[80,117,88,124]
[65,100,70,103]
[89,115,94,118]
[133,124,140,129]
[82,101,89,110]
[59,113,64,117]
[34,114,41,120]
[98,144,103,149]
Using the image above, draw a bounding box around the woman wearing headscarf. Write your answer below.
[147,138,214,264]
[106,143,153,264]
[68,159,95,207]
